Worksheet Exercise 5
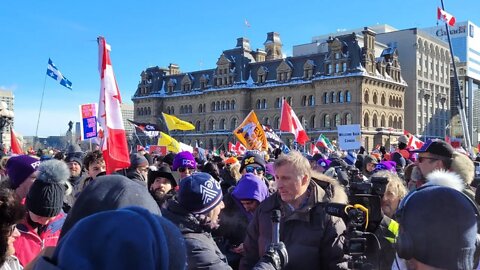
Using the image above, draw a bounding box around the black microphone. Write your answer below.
[271,209,281,244]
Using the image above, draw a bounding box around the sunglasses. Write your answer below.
[245,166,265,174]
[178,167,194,173]
[417,156,439,163]
[265,174,274,181]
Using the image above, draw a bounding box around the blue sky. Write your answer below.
[1,0,478,137]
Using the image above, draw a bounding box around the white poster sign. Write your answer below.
[337,124,362,150]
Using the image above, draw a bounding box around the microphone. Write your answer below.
[271,209,281,244]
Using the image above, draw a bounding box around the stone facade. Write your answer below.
[132,28,407,151]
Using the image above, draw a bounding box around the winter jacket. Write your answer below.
[126,170,147,186]
[0,256,22,270]
[14,212,66,266]
[63,173,86,213]
[162,199,232,270]
[240,174,349,270]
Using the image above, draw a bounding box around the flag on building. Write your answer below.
[10,129,22,154]
[233,110,268,151]
[162,112,195,131]
[47,58,73,90]
[279,98,309,145]
[316,134,334,152]
[262,124,286,151]
[158,132,181,153]
[128,119,161,137]
[404,130,424,150]
[97,36,130,174]
[437,7,456,26]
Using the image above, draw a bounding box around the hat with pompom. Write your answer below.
[26,159,70,217]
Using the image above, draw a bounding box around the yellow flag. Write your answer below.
[233,110,268,151]
[157,132,181,153]
[162,112,195,131]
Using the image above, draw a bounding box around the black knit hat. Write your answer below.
[26,159,70,217]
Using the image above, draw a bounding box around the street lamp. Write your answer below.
[0,101,14,146]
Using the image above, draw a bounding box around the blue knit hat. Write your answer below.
[39,207,186,270]
[178,172,223,214]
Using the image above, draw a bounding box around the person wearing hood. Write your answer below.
[0,188,25,270]
[362,154,378,178]
[215,173,269,269]
[126,153,149,185]
[63,144,85,212]
[147,165,177,208]
[163,172,285,270]
[14,160,70,267]
[5,155,41,202]
[32,207,186,270]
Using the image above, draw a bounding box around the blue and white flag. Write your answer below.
[46,58,72,90]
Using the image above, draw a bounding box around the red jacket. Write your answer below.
[13,212,66,266]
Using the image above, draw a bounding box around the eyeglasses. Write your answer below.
[245,166,264,174]
[418,156,439,163]
[265,173,274,181]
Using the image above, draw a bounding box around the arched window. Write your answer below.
[373,93,378,104]
[230,118,238,130]
[221,101,225,110]
[398,117,403,129]
[231,100,236,110]
[196,121,201,131]
[310,115,316,129]
[198,104,203,113]
[262,99,267,109]
[301,96,307,106]
[381,115,386,127]
[256,99,261,109]
[226,101,230,110]
[216,101,220,111]
[308,95,315,106]
[364,91,369,103]
[344,113,352,125]
[264,117,270,125]
[180,106,184,114]
[274,116,280,129]
[211,102,216,112]
[209,119,215,130]
[171,107,174,114]
[334,114,341,127]
[331,91,336,103]
[287,97,292,105]
[372,114,378,127]
[364,113,370,127]
[324,114,331,128]
[338,91,344,103]
[324,92,329,104]
[345,90,351,103]
[219,119,225,130]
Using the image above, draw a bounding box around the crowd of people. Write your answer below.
[0,135,479,269]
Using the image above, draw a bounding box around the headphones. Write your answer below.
[394,184,480,260]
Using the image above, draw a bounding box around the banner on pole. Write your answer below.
[337,124,362,150]
[79,103,98,140]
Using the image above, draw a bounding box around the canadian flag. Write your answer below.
[97,37,130,174]
[280,98,309,145]
[437,7,456,26]
[309,143,320,155]
[10,129,22,154]
[228,142,246,156]
[404,130,424,150]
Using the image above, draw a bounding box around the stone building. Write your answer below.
[132,28,406,151]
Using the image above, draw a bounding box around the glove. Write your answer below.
[258,242,288,270]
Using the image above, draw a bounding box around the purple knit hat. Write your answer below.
[172,151,196,171]
[374,161,397,173]
[6,155,41,189]
[317,158,332,170]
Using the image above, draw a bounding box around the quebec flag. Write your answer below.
[46,58,72,90]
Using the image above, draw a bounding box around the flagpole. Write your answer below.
[34,73,48,143]
[440,0,473,156]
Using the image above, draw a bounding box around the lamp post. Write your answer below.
[0,101,14,146]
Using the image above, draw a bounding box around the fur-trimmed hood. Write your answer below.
[449,152,475,185]
[310,170,348,204]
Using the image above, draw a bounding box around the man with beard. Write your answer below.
[63,144,85,212]
[148,165,177,208]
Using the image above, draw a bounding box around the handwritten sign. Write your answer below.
[79,103,98,140]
